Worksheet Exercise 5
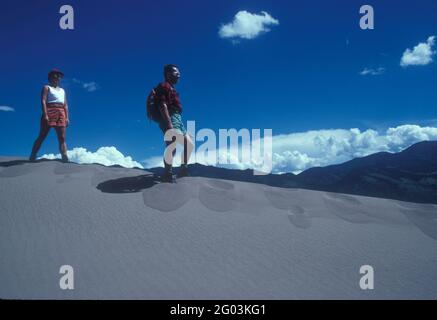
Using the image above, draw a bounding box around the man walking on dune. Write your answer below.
[147,64,194,183]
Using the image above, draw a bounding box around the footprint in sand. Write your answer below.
[56,174,71,183]
[0,163,41,178]
[198,180,239,212]
[264,189,300,210]
[54,162,95,175]
[143,180,193,212]
[263,189,312,228]
[323,192,373,223]
[287,205,311,229]
[54,162,135,186]
[90,167,134,187]
[56,174,83,184]
[54,162,96,184]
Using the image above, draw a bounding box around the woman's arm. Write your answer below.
[41,86,49,122]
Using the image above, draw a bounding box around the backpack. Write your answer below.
[146,86,161,122]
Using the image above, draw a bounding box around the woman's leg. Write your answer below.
[30,121,51,160]
[54,126,68,159]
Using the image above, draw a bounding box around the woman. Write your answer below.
[29,69,70,162]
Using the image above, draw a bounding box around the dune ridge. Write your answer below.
[1,157,437,299]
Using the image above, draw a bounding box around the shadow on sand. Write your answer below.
[0,159,68,178]
[0,159,56,167]
[96,175,159,193]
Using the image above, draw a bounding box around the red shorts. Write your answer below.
[42,106,67,128]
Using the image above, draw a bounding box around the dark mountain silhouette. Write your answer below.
[295,141,437,203]
[150,140,437,204]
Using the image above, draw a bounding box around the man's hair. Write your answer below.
[164,64,178,77]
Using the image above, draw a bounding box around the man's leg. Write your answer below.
[178,134,194,177]
[54,126,68,162]
[162,128,181,182]
[181,134,194,166]
[163,136,177,173]
[30,121,51,161]
[162,129,191,181]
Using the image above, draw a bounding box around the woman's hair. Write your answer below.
[48,69,64,81]
[48,74,61,81]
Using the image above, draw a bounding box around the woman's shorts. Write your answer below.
[42,106,67,128]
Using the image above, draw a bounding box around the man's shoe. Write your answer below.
[161,172,176,183]
[177,166,190,178]
[29,153,37,162]
[61,154,69,163]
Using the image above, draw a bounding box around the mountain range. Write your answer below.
[150,140,437,204]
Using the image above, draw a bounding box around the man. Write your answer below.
[29,69,70,162]
[154,64,194,183]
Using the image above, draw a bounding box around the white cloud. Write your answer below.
[0,106,14,112]
[82,82,99,92]
[143,125,437,174]
[219,11,279,40]
[72,78,99,92]
[41,146,143,169]
[142,155,166,169]
[268,125,437,173]
[359,67,385,76]
[400,36,436,67]
[37,126,437,174]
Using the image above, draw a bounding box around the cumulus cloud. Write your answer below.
[359,67,385,76]
[143,125,437,174]
[400,36,436,67]
[72,78,100,92]
[219,11,279,40]
[0,106,14,112]
[41,146,143,168]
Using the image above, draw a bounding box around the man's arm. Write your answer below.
[156,84,173,130]
[41,86,49,122]
[159,102,173,130]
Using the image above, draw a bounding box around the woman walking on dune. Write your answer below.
[29,69,70,162]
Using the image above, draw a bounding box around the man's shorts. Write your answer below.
[159,112,187,136]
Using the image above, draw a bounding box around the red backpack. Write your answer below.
[146,86,161,122]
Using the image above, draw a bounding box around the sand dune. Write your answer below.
[1,158,436,299]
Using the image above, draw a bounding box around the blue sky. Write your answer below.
[1,0,437,172]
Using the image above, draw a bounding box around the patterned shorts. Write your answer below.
[159,112,187,136]
[42,107,67,127]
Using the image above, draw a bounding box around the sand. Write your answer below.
[1,158,436,299]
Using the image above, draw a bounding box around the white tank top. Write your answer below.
[47,85,65,104]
